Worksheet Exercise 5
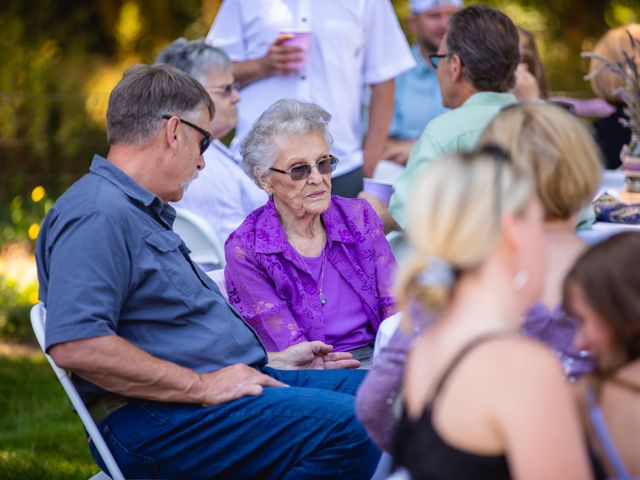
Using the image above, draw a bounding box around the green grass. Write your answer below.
[0,352,101,479]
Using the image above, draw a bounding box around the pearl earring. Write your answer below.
[513,269,528,290]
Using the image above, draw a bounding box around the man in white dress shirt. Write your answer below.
[206,0,415,197]
[157,39,268,245]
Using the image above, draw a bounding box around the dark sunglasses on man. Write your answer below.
[162,114,213,155]
[269,155,339,181]
[429,53,451,69]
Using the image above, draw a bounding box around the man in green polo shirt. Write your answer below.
[363,4,519,232]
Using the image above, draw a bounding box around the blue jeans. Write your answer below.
[90,367,380,479]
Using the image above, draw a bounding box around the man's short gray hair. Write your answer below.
[156,38,232,83]
[241,99,333,185]
[106,64,215,146]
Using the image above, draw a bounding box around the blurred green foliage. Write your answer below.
[0,353,98,479]
[0,279,36,341]
[0,0,638,243]
[0,0,218,242]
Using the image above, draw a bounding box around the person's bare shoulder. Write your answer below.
[478,335,564,385]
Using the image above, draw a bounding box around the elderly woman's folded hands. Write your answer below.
[267,341,361,370]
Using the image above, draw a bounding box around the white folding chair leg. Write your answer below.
[30,303,125,480]
[90,471,114,480]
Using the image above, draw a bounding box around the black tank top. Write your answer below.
[393,334,511,480]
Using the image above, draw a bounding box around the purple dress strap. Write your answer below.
[585,385,633,480]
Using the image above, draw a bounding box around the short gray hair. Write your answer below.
[241,99,333,184]
[106,64,215,146]
[155,38,232,83]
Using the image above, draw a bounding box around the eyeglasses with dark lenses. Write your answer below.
[162,115,212,155]
[429,53,448,69]
[208,80,240,98]
[269,155,339,181]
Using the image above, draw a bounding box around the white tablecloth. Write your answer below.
[578,222,640,244]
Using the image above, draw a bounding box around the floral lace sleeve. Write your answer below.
[224,238,308,351]
[363,200,399,321]
[356,315,426,452]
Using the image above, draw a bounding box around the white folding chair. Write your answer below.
[172,207,226,270]
[385,231,411,264]
[30,303,125,480]
[206,269,229,301]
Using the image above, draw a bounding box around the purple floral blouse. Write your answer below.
[521,302,595,381]
[356,302,596,452]
[224,195,398,351]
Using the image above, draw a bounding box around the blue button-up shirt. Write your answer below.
[389,44,448,140]
[36,155,267,403]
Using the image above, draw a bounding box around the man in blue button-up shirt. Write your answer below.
[36,64,379,479]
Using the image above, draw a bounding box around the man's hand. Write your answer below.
[50,336,286,407]
[198,364,287,406]
[358,191,400,234]
[258,33,304,77]
[382,138,415,166]
[268,341,361,370]
[512,63,540,102]
[234,34,305,87]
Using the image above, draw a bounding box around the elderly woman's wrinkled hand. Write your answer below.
[268,341,361,370]
[512,63,541,102]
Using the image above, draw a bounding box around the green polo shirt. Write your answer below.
[389,92,517,229]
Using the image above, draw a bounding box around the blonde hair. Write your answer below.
[590,24,640,106]
[396,147,533,314]
[480,103,602,221]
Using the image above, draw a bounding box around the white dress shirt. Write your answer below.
[174,140,269,245]
[207,0,415,177]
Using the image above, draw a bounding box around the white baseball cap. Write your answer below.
[410,0,463,14]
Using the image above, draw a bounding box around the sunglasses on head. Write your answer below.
[162,115,212,155]
[269,155,339,181]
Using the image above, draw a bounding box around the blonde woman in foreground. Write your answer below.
[393,146,593,479]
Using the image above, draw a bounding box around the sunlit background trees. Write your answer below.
[0,0,639,333]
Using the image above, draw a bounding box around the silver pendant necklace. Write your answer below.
[298,246,328,306]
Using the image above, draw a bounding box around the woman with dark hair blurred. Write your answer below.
[564,232,640,479]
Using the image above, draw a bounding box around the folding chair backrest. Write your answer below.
[30,303,125,480]
[206,269,229,301]
[172,207,226,269]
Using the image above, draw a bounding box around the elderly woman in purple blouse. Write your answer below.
[224,99,398,366]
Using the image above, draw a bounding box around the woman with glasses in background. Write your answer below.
[224,99,398,367]
[156,39,268,245]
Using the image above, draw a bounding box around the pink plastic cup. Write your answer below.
[280,30,311,70]
[363,178,394,204]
